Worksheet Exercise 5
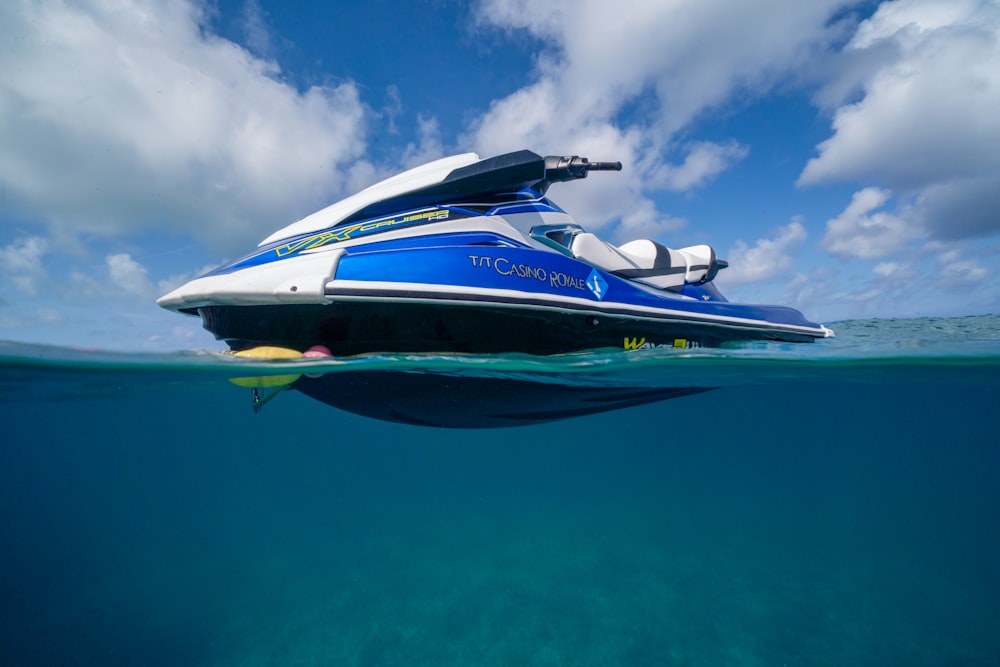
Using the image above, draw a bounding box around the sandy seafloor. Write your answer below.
[1,316,999,666]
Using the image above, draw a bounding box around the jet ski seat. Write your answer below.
[569,233,725,290]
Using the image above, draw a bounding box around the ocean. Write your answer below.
[1,315,998,666]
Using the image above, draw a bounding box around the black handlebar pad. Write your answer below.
[337,150,623,225]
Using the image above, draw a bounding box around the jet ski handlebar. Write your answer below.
[542,155,622,186]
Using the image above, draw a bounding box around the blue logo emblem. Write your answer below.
[586,268,608,300]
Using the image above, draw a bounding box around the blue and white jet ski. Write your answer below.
[158,150,832,356]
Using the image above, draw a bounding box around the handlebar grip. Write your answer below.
[539,155,623,190]
[585,161,622,172]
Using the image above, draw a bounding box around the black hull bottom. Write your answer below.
[200,300,817,355]
[293,371,713,428]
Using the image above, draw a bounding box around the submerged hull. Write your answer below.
[293,371,713,428]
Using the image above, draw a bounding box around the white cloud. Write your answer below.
[796,238,997,321]
[401,115,446,169]
[0,236,49,295]
[475,0,848,140]
[936,248,989,286]
[800,0,1000,242]
[469,0,852,228]
[36,307,64,324]
[822,187,921,259]
[613,199,687,244]
[0,0,367,253]
[873,261,905,277]
[0,237,49,276]
[653,141,750,192]
[240,0,274,58]
[106,252,157,300]
[381,85,404,136]
[720,219,807,285]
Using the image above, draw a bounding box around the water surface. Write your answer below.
[1,315,998,665]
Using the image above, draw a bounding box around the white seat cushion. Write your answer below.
[569,232,641,272]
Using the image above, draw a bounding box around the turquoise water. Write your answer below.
[1,315,999,665]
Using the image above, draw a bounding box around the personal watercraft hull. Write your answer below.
[160,150,832,423]
[200,297,824,356]
[184,223,829,353]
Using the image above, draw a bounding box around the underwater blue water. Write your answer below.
[1,315,999,666]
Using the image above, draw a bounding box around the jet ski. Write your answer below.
[160,150,831,427]
[158,149,832,355]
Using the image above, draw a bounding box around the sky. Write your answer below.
[1,0,999,351]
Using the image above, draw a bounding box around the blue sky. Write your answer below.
[2,0,999,351]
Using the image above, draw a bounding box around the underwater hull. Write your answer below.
[199,296,824,356]
[293,371,714,428]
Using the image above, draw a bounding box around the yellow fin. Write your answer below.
[229,346,304,388]
[233,346,304,360]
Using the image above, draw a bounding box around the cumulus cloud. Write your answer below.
[401,115,446,169]
[0,236,50,295]
[653,142,750,192]
[106,253,158,300]
[720,219,807,285]
[873,261,908,278]
[936,248,989,286]
[822,187,921,258]
[474,0,848,142]
[0,0,367,253]
[469,0,851,232]
[613,199,687,244]
[800,0,1000,242]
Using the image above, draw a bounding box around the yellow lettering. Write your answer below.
[624,337,646,350]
